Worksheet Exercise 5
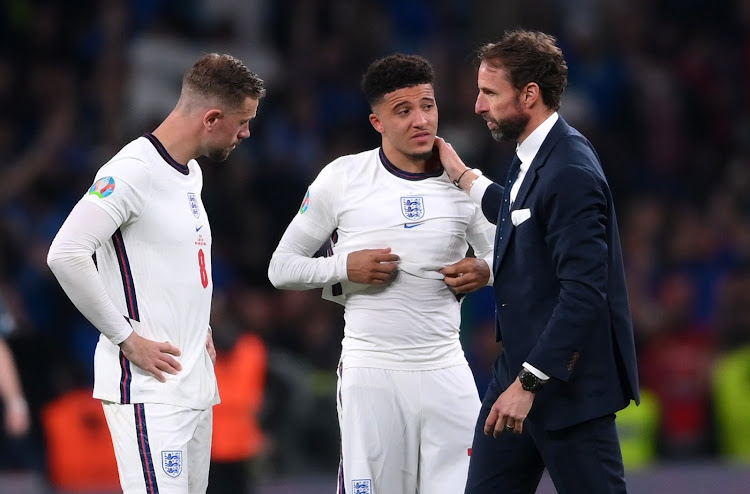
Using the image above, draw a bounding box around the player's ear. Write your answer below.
[203,109,222,131]
[369,113,384,134]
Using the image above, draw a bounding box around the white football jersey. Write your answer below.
[271,148,496,370]
[83,134,218,409]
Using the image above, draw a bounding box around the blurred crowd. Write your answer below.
[1,0,750,491]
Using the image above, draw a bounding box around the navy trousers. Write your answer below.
[465,380,627,494]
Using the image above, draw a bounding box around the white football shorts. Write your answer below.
[102,401,212,494]
[336,364,480,494]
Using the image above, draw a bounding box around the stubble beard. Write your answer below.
[489,112,530,142]
[207,147,232,162]
[410,150,434,162]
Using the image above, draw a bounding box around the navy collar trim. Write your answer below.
[379,148,443,181]
[142,133,190,175]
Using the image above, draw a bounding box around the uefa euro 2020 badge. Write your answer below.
[88,177,116,199]
[352,479,371,494]
[162,450,182,478]
[299,189,311,214]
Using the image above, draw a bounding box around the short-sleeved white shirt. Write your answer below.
[83,134,218,410]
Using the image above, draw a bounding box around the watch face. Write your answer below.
[520,370,542,392]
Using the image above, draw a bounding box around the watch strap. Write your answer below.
[519,367,545,393]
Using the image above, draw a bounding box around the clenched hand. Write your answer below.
[440,257,490,294]
[347,248,399,284]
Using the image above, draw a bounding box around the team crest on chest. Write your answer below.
[162,450,182,478]
[401,196,424,220]
[187,192,200,218]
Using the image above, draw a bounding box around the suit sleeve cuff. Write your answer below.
[522,362,550,381]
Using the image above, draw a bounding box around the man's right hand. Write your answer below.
[119,332,182,383]
[347,248,399,284]
[434,137,469,182]
[434,137,482,191]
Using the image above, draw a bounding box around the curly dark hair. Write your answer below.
[361,53,434,107]
[182,53,266,109]
[477,30,568,111]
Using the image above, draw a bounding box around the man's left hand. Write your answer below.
[440,258,490,294]
[484,378,535,437]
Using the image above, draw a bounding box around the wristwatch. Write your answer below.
[518,368,546,393]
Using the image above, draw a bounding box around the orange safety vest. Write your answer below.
[41,388,120,491]
[211,333,267,461]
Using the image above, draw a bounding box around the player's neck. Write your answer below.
[381,149,439,175]
[151,114,200,165]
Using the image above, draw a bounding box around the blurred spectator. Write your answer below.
[0,336,33,471]
[0,337,30,439]
[39,355,118,492]
[712,346,750,463]
[711,263,750,462]
[0,226,40,475]
[616,388,661,470]
[209,291,268,494]
[715,262,750,352]
[639,273,717,458]
[621,195,666,344]
[41,387,120,493]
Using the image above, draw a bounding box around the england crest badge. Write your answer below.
[352,479,371,494]
[162,450,182,478]
[401,196,424,220]
[187,192,200,218]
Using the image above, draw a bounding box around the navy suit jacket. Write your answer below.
[483,117,639,431]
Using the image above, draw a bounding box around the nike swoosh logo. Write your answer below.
[196,225,203,232]
[404,223,424,229]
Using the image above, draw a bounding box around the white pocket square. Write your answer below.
[511,208,531,226]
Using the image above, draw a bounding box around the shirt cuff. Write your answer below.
[522,362,550,381]
[337,252,350,282]
[468,176,493,206]
[482,252,494,286]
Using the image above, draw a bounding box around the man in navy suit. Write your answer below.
[436,29,640,493]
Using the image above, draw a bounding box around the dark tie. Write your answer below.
[498,153,521,242]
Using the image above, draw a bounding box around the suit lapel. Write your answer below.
[493,118,571,275]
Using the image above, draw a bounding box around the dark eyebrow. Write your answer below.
[392,97,434,110]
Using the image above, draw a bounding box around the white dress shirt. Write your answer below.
[468,113,561,382]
